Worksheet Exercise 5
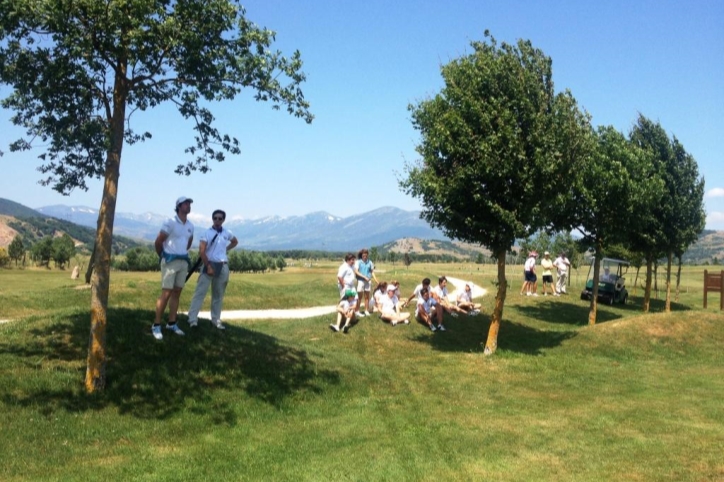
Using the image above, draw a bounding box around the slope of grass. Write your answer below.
[0,264,723,481]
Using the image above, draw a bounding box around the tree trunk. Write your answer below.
[675,256,682,302]
[588,244,602,325]
[484,250,507,355]
[643,257,653,313]
[85,242,96,284]
[633,266,640,295]
[665,251,673,312]
[85,67,128,393]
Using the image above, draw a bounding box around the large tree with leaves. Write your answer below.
[0,0,312,392]
[400,32,590,355]
[628,116,704,313]
[565,126,663,324]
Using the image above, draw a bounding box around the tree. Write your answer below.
[566,126,662,324]
[0,247,9,267]
[388,251,397,266]
[0,0,312,392]
[51,233,76,269]
[370,247,379,264]
[401,32,590,354]
[8,235,25,266]
[403,252,413,269]
[30,236,54,267]
[275,256,287,272]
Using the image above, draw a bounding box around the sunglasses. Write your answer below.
[213,216,224,221]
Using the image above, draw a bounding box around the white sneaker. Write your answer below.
[553,293,560,297]
[152,324,163,340]
[450,312,459,318]
[526,292,532,296]
[166,323,185,336]
[429,324,436,332]
[213,320,226,330]
[391,319,398,326]
[438,324,446,332]
[355,312,364,318]
[403,319,410,325]
[188,320,198,328]
[532,293,539,297]
[329,324,340,332]
[342,323,350,333]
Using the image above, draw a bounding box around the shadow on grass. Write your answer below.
[514,300,623,326]
[0,308,339,422]
[410,314,577,356]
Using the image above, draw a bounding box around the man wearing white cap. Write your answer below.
[540,251,556,296]
[152,196,194,340]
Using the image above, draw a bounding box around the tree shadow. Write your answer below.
[514,300,623,326]
[409,314,577,356]
[0,308,340,423]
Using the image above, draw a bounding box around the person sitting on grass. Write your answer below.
[456,282,481,316]
[432,276,467,319]
[379,284,410,326]
[416,287,444,331]
[402,277,432,308]
[368,281,388,314]
[331,289,357,334]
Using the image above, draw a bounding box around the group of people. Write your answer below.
[151,196,485,340]
[520,250,571,297]
[333,252,483,334]
[152,196,238,340]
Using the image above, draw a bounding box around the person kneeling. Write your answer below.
[457,283,482,316]
[331,290,357,333]
[379,284,410,326]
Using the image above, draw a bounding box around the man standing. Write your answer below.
[187,209,238,330]
[521,251,539,296]
[153,196,194,340]
[337,253,358,300]
[553,252,571,295]
[540,251,556,296]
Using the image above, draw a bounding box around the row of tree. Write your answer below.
[401,32,706,354]
[112,247,286,273]
[3,234,77,269]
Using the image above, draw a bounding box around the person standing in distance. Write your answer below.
[153,196,194,340]
[553,252,571,295]
[187,209,238,330]
[337,253,358,301]
[354,248,377,317]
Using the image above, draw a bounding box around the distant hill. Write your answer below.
[0,198,147,252]
[0,198,46,218]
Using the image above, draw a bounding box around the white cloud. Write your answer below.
[708,211,724,223]
[705,187,724,198]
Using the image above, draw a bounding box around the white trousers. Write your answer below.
[556,271,568,293]
[187,264,230,322]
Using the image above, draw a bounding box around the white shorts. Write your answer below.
[357,279,371,293]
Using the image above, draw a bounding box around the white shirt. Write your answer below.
[338,299,353,313]
[411,283,426,302]
[457,290,472,304]
[380,293,397,313]
[553,256,569,273]
[337,262,356,289]
[160,215,194,255]
[432,285,448,302]
[524,256,536,272]
[416,297,437,317]
[201,227,235,262]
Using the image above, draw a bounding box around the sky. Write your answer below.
[1,0,723,229]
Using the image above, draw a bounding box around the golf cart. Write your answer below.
[580,257,629,305]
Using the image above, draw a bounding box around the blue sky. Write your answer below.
[1,0,723,229]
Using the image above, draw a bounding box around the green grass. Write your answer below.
[0,263,723,481]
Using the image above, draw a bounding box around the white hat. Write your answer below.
[544,251,550,256]
[176,196,193,207]
[387,285,396,291]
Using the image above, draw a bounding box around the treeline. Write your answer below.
[112,247,287,273]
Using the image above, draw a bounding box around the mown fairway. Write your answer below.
[0,262,722,481]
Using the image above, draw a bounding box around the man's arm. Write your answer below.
[227,236,239,252]
[154,231,168,257]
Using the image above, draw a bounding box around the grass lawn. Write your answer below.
[0,263,723,481]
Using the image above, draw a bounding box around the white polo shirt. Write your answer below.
[161,215,194,255]
[201,227,235,262]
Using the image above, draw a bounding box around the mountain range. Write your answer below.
[27,202,448,251]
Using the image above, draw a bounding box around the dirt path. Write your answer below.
[188,276,488,321]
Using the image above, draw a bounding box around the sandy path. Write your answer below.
[187,275,487,321]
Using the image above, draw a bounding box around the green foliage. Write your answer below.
[51,233,75,269]
[112,246,161,272]
[30,235,53,267]
[0,247,8,267]
[0,0,313,192]
[8,234,25,265]
[401,32,590,256]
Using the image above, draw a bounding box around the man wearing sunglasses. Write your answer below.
[187,209,238,330]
